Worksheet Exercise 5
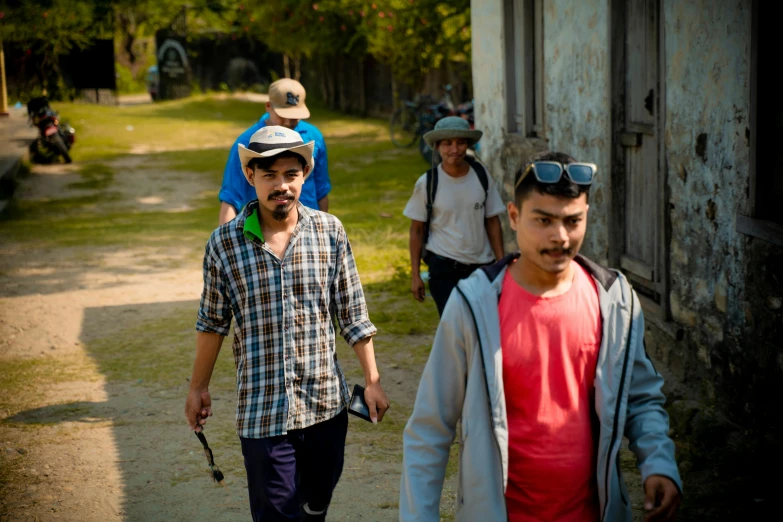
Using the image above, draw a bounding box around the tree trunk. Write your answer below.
[124,33,137,66]
[337,57,347,113]
[358,58,366,116]
[391,72,397,113]
[116,11,147,69]
[319,60,328,103]
[327,63,336,110]
[283,54,291,79]
[293,56,301,82]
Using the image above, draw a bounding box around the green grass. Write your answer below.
[0,94,444,513]
[0,353,98,414]
[51,96,262,162]
[85,307,235,390]
[1,95,430,257]
[1,92,439,386]
[1,91,440,369]
[67,163,115,191]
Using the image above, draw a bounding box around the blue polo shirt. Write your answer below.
[219,114,331,212]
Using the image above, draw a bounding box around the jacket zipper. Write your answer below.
[455,287,508,522]
[601,295,634,520]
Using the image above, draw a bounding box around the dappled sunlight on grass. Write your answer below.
[3,94,441,389]
[3,93,441,380]
[3,92,442,393]
[0,352,101,415]
[0,199,218,248]
[53,96,262,161]
[0,94,454,520]
[53,95,398,162]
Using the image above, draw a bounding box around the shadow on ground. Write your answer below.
[4,284,436,521]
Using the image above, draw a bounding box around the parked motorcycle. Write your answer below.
[26,96,75,164]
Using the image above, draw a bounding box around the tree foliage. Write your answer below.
[226,0,470,86]
[0,0,471,96]
[1,1,113,64]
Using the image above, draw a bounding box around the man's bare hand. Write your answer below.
[185,389,212,432]
[643,475,681,521]
[363,382,390,424]
[411,274,425,302]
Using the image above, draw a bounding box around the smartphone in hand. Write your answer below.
[347,384,373,422]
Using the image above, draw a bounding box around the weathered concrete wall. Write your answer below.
[471,0,782,510]
[664,0,752,355]
[472,0,780,434]
[471,0,548,250]
[542,0,612,264]
[658,0,782,434]
[471,0,509,172]
[472,0,612,257]
[471,0,562,251]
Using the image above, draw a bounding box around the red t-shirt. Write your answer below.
[499,261,602,522]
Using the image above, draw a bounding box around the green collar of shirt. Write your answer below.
[239,201,314,244]
[242,207,264,242]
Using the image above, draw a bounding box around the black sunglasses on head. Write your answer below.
[515,161,598,189]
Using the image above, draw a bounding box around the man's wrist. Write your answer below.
[364,373,381,386]
[189,383,209,393]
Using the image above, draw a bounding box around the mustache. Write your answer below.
[268,191,295,201]
[540,247,572,256]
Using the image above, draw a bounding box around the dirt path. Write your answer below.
[0,147,455,521]
[0,137,649,521]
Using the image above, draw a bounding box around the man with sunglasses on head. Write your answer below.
[400,151,682,522]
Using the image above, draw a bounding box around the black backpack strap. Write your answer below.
[466,156,489,202]
[422,167,438,250]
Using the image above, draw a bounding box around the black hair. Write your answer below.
[513,151,590,206]
[247,151,307,172]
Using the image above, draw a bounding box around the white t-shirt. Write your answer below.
[403,164,506,265]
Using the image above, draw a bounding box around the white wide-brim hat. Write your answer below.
[237,125,315,181]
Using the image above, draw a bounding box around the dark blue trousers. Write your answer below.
[240,409,348,522]
[426,253,486,316]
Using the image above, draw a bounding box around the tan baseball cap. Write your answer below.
[268,78,310,119]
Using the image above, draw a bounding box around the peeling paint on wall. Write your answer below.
[541,0,612,264]
[472,0,782,445]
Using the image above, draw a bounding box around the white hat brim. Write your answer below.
[238,141,315,181]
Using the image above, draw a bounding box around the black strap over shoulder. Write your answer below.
[423,157,490,252]
[465,156,489,196]
[423,167,438,249]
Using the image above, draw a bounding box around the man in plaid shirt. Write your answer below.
[185,125,390,521]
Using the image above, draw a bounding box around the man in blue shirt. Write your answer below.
[219,78,331,224]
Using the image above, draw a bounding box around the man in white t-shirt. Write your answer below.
[403,117,505,316]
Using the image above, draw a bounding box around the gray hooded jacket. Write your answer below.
[400,254,682,521]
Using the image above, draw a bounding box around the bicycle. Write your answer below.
[390,86,479,164]
[389,85,455,149]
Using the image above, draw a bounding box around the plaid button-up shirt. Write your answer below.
[196,201,376,438]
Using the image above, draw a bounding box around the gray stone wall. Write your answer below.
[541,0,612,264]
[471,0,782,441]
[660,0,782,435]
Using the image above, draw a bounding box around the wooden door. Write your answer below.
[619,0,665,306]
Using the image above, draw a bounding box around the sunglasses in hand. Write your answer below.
[195,429,225,486]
